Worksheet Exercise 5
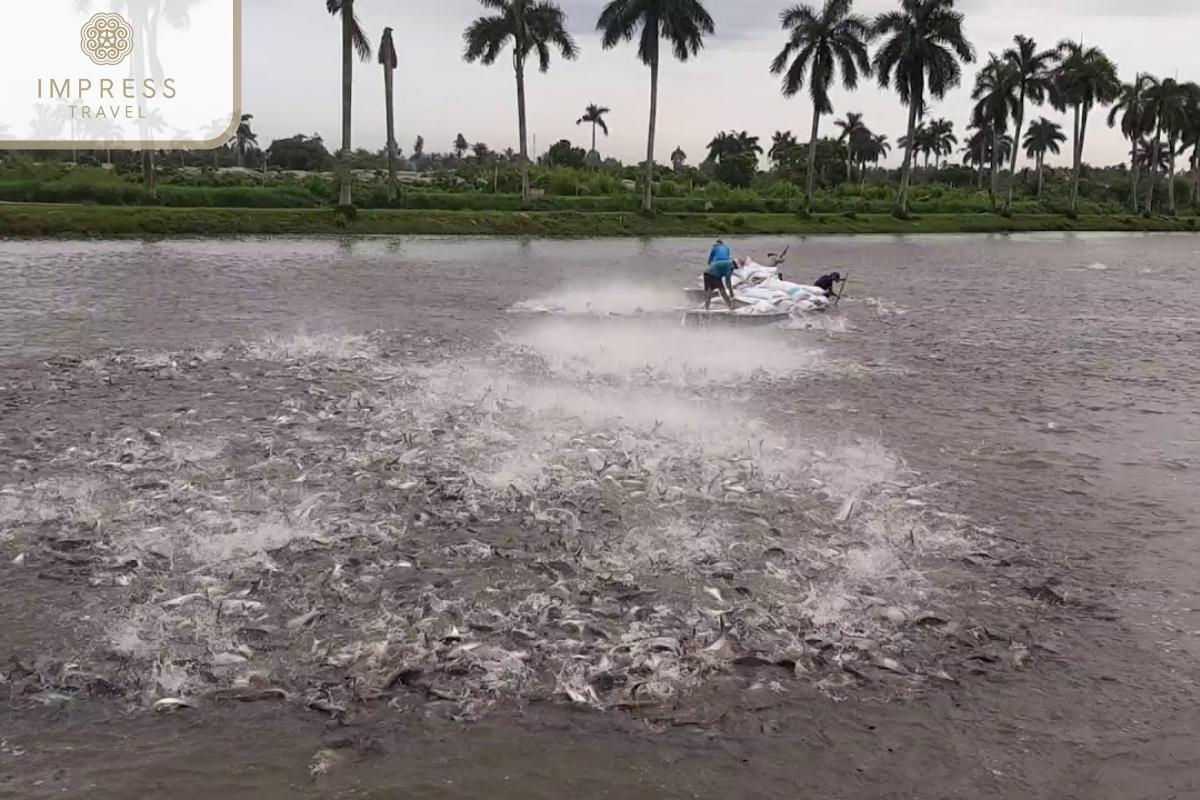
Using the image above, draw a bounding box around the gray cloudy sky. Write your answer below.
[243,0,1197,168]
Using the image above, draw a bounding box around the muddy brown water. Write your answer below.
[1,233,1199,799]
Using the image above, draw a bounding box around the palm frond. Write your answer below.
[463,15,512,65]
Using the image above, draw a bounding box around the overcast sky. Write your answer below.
[243,0,1198,168]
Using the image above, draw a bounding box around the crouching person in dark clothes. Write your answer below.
[703,257,737,310]
[813,271,845,297]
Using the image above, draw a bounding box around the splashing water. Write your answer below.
[508,280,681,316]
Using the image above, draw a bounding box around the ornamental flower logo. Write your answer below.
[80,12,135,66]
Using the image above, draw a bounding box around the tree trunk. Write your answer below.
[643,54,660,214]
[1129,137,1140,212]
[337,4,354,207]
[1166,132,1177,213]
[590,122,597,154]
[1070,104,1088,211]
[384,61,397,201]
[989,120,999,205]
[1146,126,1161,213]
[845,143,853,183]
[1036,153,1044,197]
[514,55,530,206]
[1192,145,1199,208]
[1006,95,1025,209]
[141,149,157,199]
[804,107,821,213]
[897,88,920,214]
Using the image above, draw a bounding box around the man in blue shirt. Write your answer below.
[703,253,737,310]
[708,238,731,265]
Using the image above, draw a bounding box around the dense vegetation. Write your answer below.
[6,0,1200,221]
[1,151,1191,217]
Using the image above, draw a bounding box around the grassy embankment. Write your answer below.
[0,165,1196,237]
[2,204,1197,238]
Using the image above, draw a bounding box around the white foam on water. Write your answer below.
[506,317,828,384]
[863,297,907,316]
[1085,262,1109,271]
[509,280,680,316]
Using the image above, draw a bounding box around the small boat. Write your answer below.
[679,308,792,327]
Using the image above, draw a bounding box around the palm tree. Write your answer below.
[1156,79,1200,214]
[576,103,611,155]
[926,117,956,166]
[598,0,715,213]
[1107,74,1155,211]
[464,0,579,206]
[326,0,373,207]
[1050,39,1121,211]
[962,121,1010,190]
[897,122,927,165]
[235,114,257,168]
[1184,94,1200,207]
[1134,135,1170,175]
[871,0,975,213]
[706,130,762,163]
[860,132,890,183]
[770,0,872,212]
[834,111,868,181]
[379,26,399,200]
[769,129,800,170]
[670,145,687,169]
[454,133,469,161]
[1001,35,1055,208]
[971,53,1018,204]
[1022,116,1065,197]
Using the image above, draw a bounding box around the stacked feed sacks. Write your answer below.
[728,261,830,315]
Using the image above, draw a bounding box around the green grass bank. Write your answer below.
[1,204,1196,238]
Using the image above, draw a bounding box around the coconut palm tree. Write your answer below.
[454,133,469,161]
[769,0,873,212]
[871,0,975,213]
[962,121,1011,190]
[576,103,611,155]
[670,145,687,169]
[926,117,957,166]
[1022,116,1065,197]
[235,114,257,168]
[1106,74,1155,211]
[834,111,868,181]
[920,126,937,167]
[597,0,715,212]
[971,53,1019,204]
[769,130,799,170]
[1147,78,1200,213]
[860,132,890,183]
[326,0,373,207]
[897,122,925,163]
[1050,39,1121,211]
[464,0,579,205]
[1001,35,1055,208]
[379,27,399,200]
[1183,94,1200,207]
